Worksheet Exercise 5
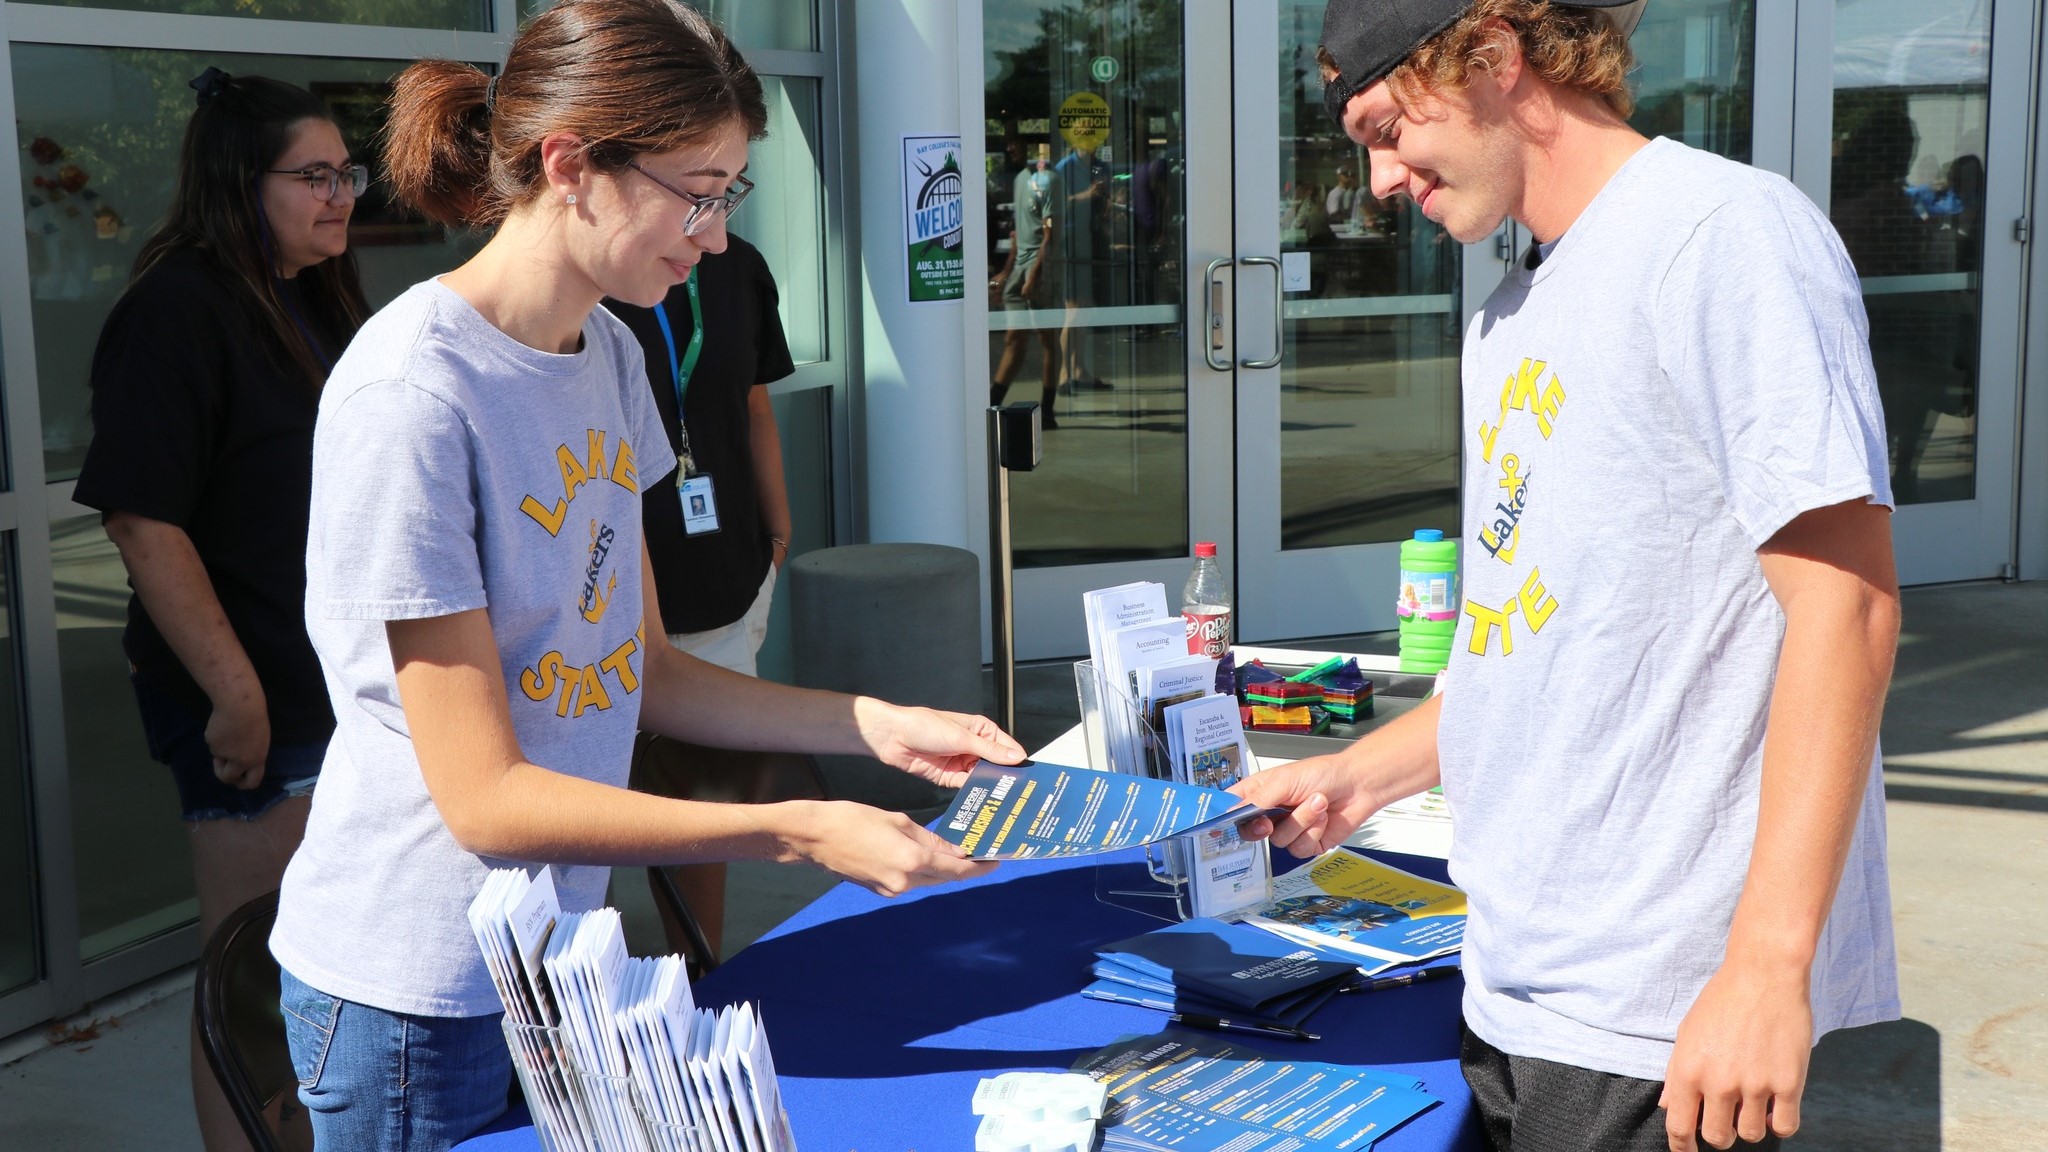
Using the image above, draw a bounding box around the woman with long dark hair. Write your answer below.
[70,68,369,1151]
[268,3,1021,1146]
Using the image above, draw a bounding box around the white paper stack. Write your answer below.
[972,1072,1105,1152]
[1081,582,1181,776]
[469,868,595,1150]
[467,867,799,1152]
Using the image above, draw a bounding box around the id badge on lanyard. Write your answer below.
[655,272,720,535]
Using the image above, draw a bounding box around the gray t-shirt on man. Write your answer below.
[1439,137,1901,1081]
[272,279,675,1017]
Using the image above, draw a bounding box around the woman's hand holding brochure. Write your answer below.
[775,800,994,896]
[851,697,1028,787]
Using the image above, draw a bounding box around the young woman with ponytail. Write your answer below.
[71,68,368,1152]
[269,3,1022,1146]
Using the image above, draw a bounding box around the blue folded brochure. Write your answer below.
[1093,916,1361,1014]
[1080,975,1339,1033]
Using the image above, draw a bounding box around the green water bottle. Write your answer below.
[1398,529,1458,674]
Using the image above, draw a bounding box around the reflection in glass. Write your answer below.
[986,0,1188,567]
[755,387,831,685]
[13,45,487,480]
[520,0,817,46]
[1628,0,1756,161]
[1832,0,1990,505]
[52,516,197,960]
[1278,2,1460,550]
[0,538,34,994]
[31,0,487,29]
[733,77,828,366]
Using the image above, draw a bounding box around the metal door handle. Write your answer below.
[1202,257,1233,371]
[1238,255,1283,370]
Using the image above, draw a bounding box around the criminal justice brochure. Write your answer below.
[935,759,1286,860]
[1093,917,1360,1014]
[1243,847,1466,967]
[1136,655,1216,732]
[1161,694,1271,919]
[1076,1030,1439,1151]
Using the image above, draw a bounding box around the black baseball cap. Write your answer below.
[1321,0,1647,128]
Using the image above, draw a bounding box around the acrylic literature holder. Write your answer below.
[1073,659,1192,924]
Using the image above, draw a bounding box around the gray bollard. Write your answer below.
[789,543,981,813]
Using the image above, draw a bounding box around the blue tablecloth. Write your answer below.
[457,847,1481,1151]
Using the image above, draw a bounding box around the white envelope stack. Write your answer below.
[468,866,797,1152]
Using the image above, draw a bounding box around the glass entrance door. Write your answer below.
[1818,0,2032,584]
[1229,1,1464,640]
[986,0,1233,659]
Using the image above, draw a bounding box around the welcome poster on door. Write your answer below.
[903,134,965,303]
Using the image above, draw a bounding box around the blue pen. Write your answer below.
[1342,965,1459,994]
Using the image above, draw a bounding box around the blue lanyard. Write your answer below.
[651,269,704,415]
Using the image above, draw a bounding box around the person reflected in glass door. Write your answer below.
[1056,142,1114,393]
[1326,164,1362,220]
[71,68,369,1152]
[1832,101,1950,503]
[992,140,1063,425]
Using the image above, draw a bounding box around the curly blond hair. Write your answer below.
[1327,0,1636,118]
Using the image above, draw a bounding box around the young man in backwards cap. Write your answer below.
[1237,3,1902,1149]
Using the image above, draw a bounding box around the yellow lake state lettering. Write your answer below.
[520,651,566,701]
[1465,596,1520,657]
[572,663,613,717]
[520,495,569,537]
[1518,567,1560,633]
[609,436,640,494]
[599,635,641,694]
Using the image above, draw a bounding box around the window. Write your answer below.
[13,44,486,479]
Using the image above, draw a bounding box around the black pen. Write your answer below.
[1170,1013,1320,1042]
[1341,965,1459,994]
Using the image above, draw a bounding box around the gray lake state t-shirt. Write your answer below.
[1439,138,1901,1081]
[272,279,676,1017]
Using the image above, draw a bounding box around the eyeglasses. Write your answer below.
[626,161,753,237]
[267,163,370,202]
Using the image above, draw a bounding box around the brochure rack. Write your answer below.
[1074,658,1192,923]
[503,1020,705,1152]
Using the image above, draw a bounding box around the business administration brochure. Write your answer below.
[937,760,1286,860]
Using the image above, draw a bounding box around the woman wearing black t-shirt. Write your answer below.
[70,69,367,1152]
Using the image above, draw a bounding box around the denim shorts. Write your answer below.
[130,671,324,822]
[280,966,511,1152]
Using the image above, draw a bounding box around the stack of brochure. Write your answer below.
[1076,1030,1440,1150]
[1083,917,1361,1039]
[1241,848,1465,971]
[1156,696,1271,918]
[467,866,796,1152]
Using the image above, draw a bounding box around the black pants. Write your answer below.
[1462,1027,1784,1152]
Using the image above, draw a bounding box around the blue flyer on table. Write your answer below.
[935,760,1286,861]
[1077,1030,1439,1151]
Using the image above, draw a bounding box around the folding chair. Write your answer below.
[193,890,311,1152]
